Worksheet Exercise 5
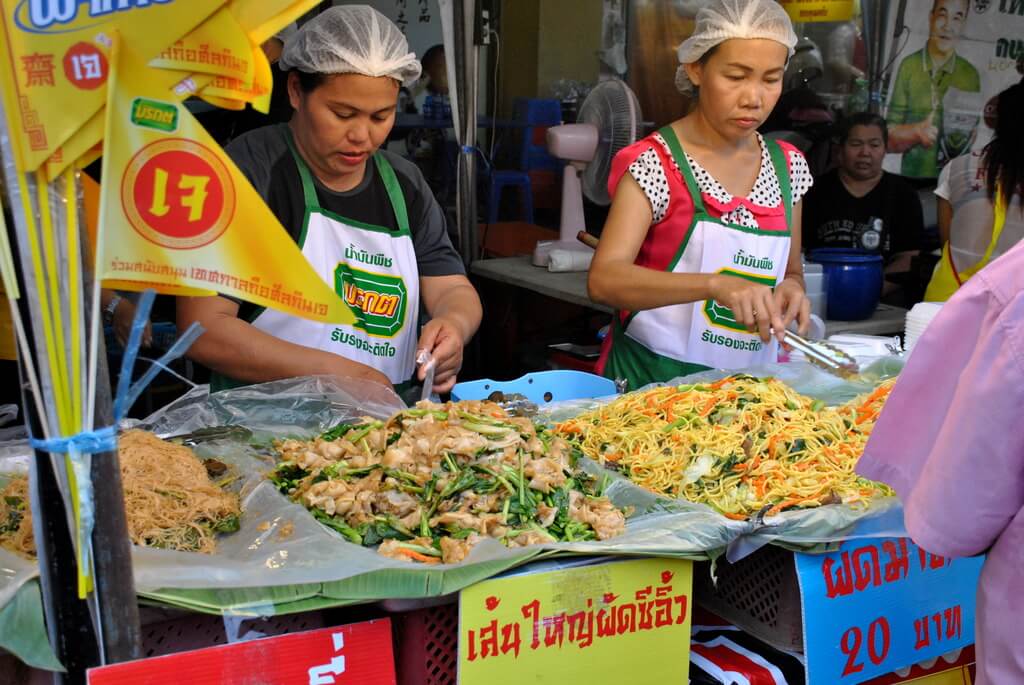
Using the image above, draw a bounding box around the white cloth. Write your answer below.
[628,132,812,226]
[675,0,797,93]
[280,5,422,86]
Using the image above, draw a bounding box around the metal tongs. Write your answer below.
[782,330,859,379]
[486,391,539,417]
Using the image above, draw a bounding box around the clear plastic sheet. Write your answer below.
[0,375,744,625]
[0,363,908,627]
[134,375,408,440]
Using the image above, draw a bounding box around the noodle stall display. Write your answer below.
[0,360,985,683]
[0,3,987,685]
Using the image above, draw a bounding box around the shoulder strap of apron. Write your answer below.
[658,126,706,215]
[280,125,321,210]
[766,139,793,228]
[959,183,1009,280]
[373,153,410,235]
[280,125,410,234]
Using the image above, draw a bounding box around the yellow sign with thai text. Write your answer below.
[779,0,854,23]
[150,7,254,84]
[459,558,693,683]
[0,0,224,173]
[97,38,355,325]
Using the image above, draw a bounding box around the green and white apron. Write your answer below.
[601,127,794,389]
[212,128,419,391]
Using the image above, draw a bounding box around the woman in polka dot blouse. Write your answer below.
[590,0,813,390]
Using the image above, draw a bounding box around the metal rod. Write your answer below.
[7,204,99,685]
[78,188,141,665]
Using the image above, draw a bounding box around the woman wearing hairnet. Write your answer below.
[179,6,481,394]
[590,0,812,389]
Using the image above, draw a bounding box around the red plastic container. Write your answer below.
[392,603,458,685]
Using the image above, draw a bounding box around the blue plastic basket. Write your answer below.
[451,370,616,404]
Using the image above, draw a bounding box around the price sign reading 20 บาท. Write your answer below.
[796,537,983,684]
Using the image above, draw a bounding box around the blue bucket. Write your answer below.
[809,249,883,321]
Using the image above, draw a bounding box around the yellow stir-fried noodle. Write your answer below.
[0,430,241,558]
[555,376,897,519]
[0,477,34,559]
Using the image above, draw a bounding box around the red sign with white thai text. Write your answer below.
[87,618,394,685]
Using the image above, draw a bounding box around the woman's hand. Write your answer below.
[417,317,465,393]
[773,277,811,337]
[708,274,785,343]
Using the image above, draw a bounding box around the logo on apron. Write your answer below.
[334,264,408,338]
[703,268,777,333]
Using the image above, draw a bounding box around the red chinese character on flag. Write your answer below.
[21,53,55,87]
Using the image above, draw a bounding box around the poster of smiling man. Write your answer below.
[884,0,1024,178]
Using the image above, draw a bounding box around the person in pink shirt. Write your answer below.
[858,239,1024,684]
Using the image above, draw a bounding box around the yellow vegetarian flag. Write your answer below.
[0,0,225,173]
[97,38,355,325]
[37,0,321,176]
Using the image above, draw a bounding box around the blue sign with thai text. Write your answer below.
[795,537,983,684]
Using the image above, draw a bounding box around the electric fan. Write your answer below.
[533,78,642,266]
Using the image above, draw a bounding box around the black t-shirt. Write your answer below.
[224,124,464,319]
[802,169,924,262]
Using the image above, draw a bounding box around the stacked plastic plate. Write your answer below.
[905,302,943,354]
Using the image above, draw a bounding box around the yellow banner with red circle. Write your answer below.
[0,0,226,174]
[97,38,355,325]
[0,0,320,179]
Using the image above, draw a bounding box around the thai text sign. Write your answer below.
[459,558,693,683]
[88,618,394,685]
[796,537,983,684]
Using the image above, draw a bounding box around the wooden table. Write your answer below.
[471,256,909,337]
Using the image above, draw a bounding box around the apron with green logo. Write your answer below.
[211,128,419,391]
[603,127,793,389]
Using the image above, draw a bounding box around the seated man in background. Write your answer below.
[803,112,925,297]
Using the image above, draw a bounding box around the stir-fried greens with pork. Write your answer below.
[270,400,628,564]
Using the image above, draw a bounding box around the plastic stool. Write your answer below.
[513,98,563,172]
[487,169,534,224]
[452,370,617,404]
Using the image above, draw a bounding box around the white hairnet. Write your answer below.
[280,5,422,86]
[674,0,797,94]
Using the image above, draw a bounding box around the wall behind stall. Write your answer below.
[497,0,540,117]
[497,0,602,117]
[627,0,694,129]
[537,0,603,100]
[333,0,491,111]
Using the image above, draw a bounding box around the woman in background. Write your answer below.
[926,81,1024,301]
